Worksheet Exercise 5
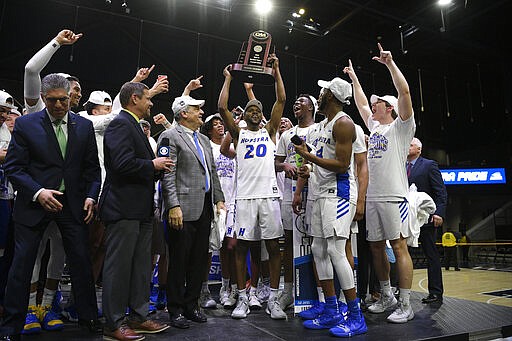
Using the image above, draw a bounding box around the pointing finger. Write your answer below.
[377,42,383,52]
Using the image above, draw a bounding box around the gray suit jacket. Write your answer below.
[159,124,224,221]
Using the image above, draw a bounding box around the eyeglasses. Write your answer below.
[45,96,70,104]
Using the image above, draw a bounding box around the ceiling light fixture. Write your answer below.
[438,0,452,6]
[255,0,272,15]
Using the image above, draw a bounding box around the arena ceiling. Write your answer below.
[0,0,509,166]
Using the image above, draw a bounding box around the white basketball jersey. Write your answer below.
[211,142,237,206]
[310,112,356,203]
[276,124,319,202]
[366,116,416,201]
[236,128,280,199]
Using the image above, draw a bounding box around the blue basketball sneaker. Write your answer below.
[338,301,348,319]
[298,301,325,320]
[303,309,344,330]
[329,311,368,337]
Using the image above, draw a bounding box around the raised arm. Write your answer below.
[372,43,413,121]
[218,65,240,141]
[265,54,286,140]
[182,75,203,96]
[220,131,236,159]
[244,82,256,101]
[24,29,82,111]
[343,59,372,128]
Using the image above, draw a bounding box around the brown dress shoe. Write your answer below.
[103,325,145,341]
[127,320,170,334]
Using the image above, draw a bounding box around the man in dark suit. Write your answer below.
[159,95,225,329]
[0,74,101,339]
[407,137,447,304]
[99,82,173,341]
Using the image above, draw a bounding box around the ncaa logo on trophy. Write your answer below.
[230,30,276,85]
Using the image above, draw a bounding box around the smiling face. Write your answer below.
[210,118,225,139]
[371,99,393,122]
[243,105,263,130]
[5,113,18,133]
[0,106,9,125]
[293,96,313,122]
[68,80,82,108]
[183,104,204,131]
[133,89,153,119]
[279,118,292,134]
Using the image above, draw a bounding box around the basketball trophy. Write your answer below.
[230,30,275,85]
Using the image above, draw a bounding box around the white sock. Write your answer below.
[201,281,209,293]
[41,288,56,307]
[231,283,238,292]
[317,287,325,303]
[249,286,257,295]
[399,288,411,306]
[284,282,293,295]
[338,290,346,304]
[238,288,247,299]
[221,277,230,288]
[29,291,37,307]
[269,288,279,301]
[380,280,393,297]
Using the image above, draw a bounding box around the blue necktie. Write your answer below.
[193,132,210,192]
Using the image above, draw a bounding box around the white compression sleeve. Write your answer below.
[326,237,355,290]
[312,237,333,281]
[24,38,61,101]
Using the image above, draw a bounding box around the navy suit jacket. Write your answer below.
[408,156,448,220]
[99,110,158,223]
[5,109,100,226]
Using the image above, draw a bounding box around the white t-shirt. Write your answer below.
[236,128,279,199]
[366,115,416,201]
[211,142,237,206]
[276,124,318,202]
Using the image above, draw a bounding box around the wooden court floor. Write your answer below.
[412,267,512,308]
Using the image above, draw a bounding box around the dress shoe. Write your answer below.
[169,313,190,329]
[421,294,443,304]
[184,308,207,323]
[127,319,170,334]
[103,325,144,341]
[78,319,103,333]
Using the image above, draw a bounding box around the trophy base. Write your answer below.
[231,63,275,86]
